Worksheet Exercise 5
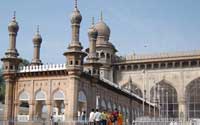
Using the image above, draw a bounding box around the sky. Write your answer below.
[0,0,200,65]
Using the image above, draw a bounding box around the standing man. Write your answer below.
[89,109,95,125]
[94,109,101,125]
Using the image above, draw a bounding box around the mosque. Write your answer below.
[1,0,200,124]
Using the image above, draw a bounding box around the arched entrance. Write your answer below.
[78,91,87,121]
[107,101,112,112]
[101,99,107,110]
[52,90,65,121]
[150,81,179,118]
[186,78,200,119]
[35,90,46,120]
[18,90,30,122]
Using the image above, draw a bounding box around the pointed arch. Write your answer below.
[78,91,87,103]
[53,90,65,100]
[118,105,121,112]
[121,80,143,97]
[150,80,178,118]
[107,101,112,110]
[35,89,46,100]
[186,77,200,118]
[19,90,29,101]
[113,103,116,110]
[101,99,107,110]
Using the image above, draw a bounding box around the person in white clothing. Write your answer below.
[94,109,102,125]
[89,109,95,125]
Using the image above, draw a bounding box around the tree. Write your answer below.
[19,59,30,67]
[0,67,5,103]
[0,58,30,103]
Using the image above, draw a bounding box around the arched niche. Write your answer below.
[78,91,87,115]
[101,99,107,110]
[19,90,29,101]
[53,90,65,100]
[186,78,200,119]
[35,90,46,101]
[150,80,178,118]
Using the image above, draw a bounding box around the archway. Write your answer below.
[52,90,65,121]
[78,91,87,121]
[18,90,30,121]
[35,90,46,120]
[101,99,107,110]
[150,81,179,118]
[186,78,200,119]
[122,78,143,97]
[107,101,112,112]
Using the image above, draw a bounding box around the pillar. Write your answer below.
[3,79,14,121]
[179,97,186,120]
[46,100,52,120]
[66,75,79,121]
[28,101,35,121]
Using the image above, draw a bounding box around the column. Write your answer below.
[28,101,35,121]
[64,100,68,121]
[3,79,14,121]
[67,75,79,121]
[179,97,186,120]
[14,101,19,121]
[46,100,52,120]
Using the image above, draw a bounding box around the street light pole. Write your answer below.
[166,92,168,120]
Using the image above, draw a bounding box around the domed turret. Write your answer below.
[8,12,19,33]
[95,12,110,41]
[33,26,42,44]
[88,18,98,38]
[70,0,82,24]
[31,25,43,65]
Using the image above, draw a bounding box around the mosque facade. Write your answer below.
[1,0,200,124]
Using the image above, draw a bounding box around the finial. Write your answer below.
[92,17,94,25]
[36,25,40,34]
[75,0,78,8]
[100,11,103,21]
[13,11,16,20]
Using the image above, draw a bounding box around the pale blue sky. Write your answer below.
[1,0,200,65]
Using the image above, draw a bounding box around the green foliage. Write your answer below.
[0,67,5,103]
[19,59,30,67]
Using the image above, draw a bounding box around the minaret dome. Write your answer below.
[70,0,82,24]
[88,17,98,38]
[33,25,42,44]
[95,12,110,41]
[8,12,19,33]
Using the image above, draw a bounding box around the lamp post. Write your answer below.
[166,91,168,120]
[143,89,147,116]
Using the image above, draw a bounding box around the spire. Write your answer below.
[100,11,103,21]
[92,16,94,25]
[13,11,16,20]
[75,0,78,8]
[36,25,40,34]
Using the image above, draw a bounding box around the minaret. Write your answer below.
[31,25,42,65]
[1,12,22,121]
[84,17,102,77]
[63,0,86,75]
[6,11,19,58]
[63,0,87,120]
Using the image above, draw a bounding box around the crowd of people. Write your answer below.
[88,108,123,125]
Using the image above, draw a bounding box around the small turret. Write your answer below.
[84,17,102,77]
[31,25,43,65]
[63,0,87,75]
[1,12,22,121]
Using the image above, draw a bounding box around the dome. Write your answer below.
[70,8,82,24]
[8,18,19,33]
[33,33,42,44]
[88,25,98,38]
[95,21,110,40]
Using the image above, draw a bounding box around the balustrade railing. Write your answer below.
[18,64,67,73]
